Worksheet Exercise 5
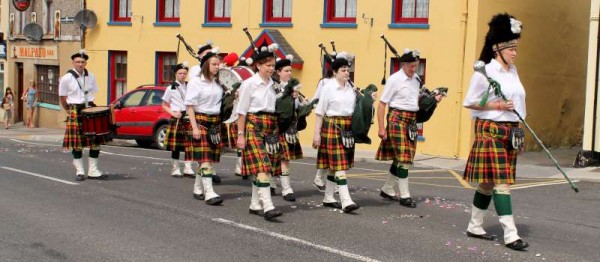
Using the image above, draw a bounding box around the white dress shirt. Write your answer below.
[189,64,201,79]
[184,75,223,115]
[312,77,333,101]
[379,69,420,112]
[162,81,187,112]
[315,79,356,117]
[236,73,277,115]
[463,59,526,122]
[58,69,98,104]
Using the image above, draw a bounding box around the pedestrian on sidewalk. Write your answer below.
[2,87,15,129]
[59,50,109,181]
[161,62,195,178]
[462,13,529,251]
[22,80,38,128]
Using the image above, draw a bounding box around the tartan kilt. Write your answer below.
[463,118,519,184]
[317,116,354,172]
[280,135,303,161]
[62,105,111,150]
[375,109,417,165]
[184,113,222,163]
[228,123,238,148]
[163,115,187,152]
[241,113,281,176]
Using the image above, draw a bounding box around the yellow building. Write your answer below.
[79,0,588,159]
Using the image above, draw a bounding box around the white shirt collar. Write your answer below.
[251,74,273,87]
[490,59,515,73]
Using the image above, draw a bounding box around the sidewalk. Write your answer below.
[2,123,598,183]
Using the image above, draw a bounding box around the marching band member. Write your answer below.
[189,41,214,78]
[59,50,108,181]
[312,54,335,192]
[162,62,195,178]
[184,48,224,206]
[462,13,528,251]
[312,52,359,214]
[236,44,283,221]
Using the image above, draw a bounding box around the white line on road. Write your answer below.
[1,166,79,185]
[213,218,380,262]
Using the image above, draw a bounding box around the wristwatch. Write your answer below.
[237,131,244,136]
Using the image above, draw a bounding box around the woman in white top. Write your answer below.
[184,49,224,206]
[236,44,283,221]
[312,59,335,192]
[462,13,528,251]
[162,62,194,178]
[312,53,359,214]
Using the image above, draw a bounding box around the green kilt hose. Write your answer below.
[163,114,187,152]
[63,105,111,149]
[185,113,222,163]
[375,109,417,164]
[241,113,281,176]
[317,116,354,172]
[463,118,519,184]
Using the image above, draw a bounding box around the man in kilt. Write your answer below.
[184,48,225,206]
[236,44,283,221]
[312,52,359,214]
[59,50,109,181]
[462,13,528,251]
[162,62,195,177]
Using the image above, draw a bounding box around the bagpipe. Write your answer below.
[473,61,579,193]
[318,42,378,145]
[380,34,448,123]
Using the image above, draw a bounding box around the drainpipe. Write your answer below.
[454,0,469,158]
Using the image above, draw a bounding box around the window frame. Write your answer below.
[157,0,180,23]
[392,0,429,24]
[112,0,132,23]
[264,0,292,23]
[109,51,128,104]
[156,52,177,85]
[391,57,426,84]
[35,65,60,105]
[325,0,356,23]
[206,0,231,23]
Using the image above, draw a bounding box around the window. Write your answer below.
[45,0,55,35]
[122,90,146,107]
[109,51,127,103]
[148,89,165,106]
[36,65,60,105]
[158,0,180,23]
[156,52,177,84]
[391,58,426,83]
[393,0,429,24]
[112,0,132,22]
[206,0,231,23]
[264,0,292,23]
[322,56,355,82]
[324,0,356,24]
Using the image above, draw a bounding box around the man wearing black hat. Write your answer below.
[59,50,107,181]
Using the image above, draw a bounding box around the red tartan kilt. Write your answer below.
[375,109,417,164]
[163,116,187,152]
[228,123,238,148]
[241,113,281,176]
[184,113,222,163]
[63,106,111,149]
[317,116,354,172]
[280,135,303,161]
[463,118,519,184]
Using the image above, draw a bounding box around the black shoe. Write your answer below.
[75,174,85,181]
[270,187,277,196]
[193,193,205,201]
[88,175,107,180]
[505,239,529,251]
[249,209,263,216]
[466,231,496,241]
[282,193,296,202]
[399,197,417,208]
[234,172,242,177]
[342,203,360,213]
[313,182,326,192]
[183,173,195,178]
[212,174,222,184]
[242,175,249,180]
[264,209,282,221]
[380,191,400,201]
[323,202,342,209]
[205,196,223,206]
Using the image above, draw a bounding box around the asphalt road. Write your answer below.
[0,137,598,262]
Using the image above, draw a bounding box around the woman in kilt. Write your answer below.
[236,44,283,221]
[162,62,195,178]
[462,13,528,251]
[184,49,224,206]
[312,52,359,214]
[312,56,335,192]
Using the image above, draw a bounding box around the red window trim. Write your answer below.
[394,0,428,24]
[112,0,132,22]
[326,0,356,23]
[157,52,176,85]
[110,51,128,103]
[158,0,180,23]
[265,0,292,23]
[207,0,231,23]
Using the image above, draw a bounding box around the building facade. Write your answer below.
[79,0,589,158]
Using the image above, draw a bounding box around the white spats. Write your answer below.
[398,178,411,198]
[280,176,293,196]
[381,174,399,196]
[499,215,521,244]
[249,184,262,211]
[258,186,276,212]
[323,180,337,204]
[467,205,488,235]
[171,159,182,177]
[338,185,356,209]
[193,174,204,195]
[87,157,102,177]
[73,159,85,176]
[183,161,194,175]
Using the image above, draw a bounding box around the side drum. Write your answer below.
[217,66,255,91]
[80,106,112,136]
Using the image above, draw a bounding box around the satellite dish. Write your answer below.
[74,9,97,30]
[23,23,43,41]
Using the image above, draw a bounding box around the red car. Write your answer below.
[111,84,172,149]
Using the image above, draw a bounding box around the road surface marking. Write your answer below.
[1,166,78,185]
[448,170,475,189]
[213,218,380,262]
[511,180,579,190]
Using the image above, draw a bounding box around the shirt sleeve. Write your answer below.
[184,79,200,106]
[236,81,252,116]
[58,75,70,97]
[162,88,172,102]
[312,79,325,101]
[379,79,395,104]
[463,72,489,107]
[314,85,329,116]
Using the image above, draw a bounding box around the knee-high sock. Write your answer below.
[494,186,520,244]
[467,187,493,235]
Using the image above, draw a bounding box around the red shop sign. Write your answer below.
[13,0,32,12]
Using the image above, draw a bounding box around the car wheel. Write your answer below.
[155,124,168,150]
[135,139,153,148]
